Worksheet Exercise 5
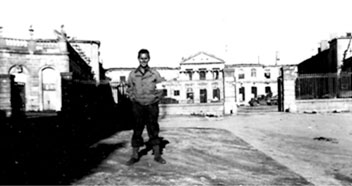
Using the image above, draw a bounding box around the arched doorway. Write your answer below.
[41,68,58,111]
[9,65,27,113]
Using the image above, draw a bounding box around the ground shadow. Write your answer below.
[138,138,170,159]
[0,91,137,185]
[0,106,132,185]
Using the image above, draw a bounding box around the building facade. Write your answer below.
[0,27,101,113]
[165,52,225,104]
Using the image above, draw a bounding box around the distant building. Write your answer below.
[226,64,280,105]
[164,52,225,104]
[105,67,179,103]
[298,33,352,74]
[107,52,281,115]
[0,26,101,113]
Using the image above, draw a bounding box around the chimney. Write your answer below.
[319,40,329,52]
[347,33,352,37]
[29,25,34,39]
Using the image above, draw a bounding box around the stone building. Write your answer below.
[0,27,101,115]
[147,52,225,105]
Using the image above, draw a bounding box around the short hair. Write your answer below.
[138,49,150,58]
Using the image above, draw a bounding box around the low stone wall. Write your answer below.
[296,98,352,113]
[159,102,224,117]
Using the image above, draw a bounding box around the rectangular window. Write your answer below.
[239,87,245,101]
[162,89,167,96]
[251,69,257,77]
[174,90,180,96]
[212,88,220,102]
[251,86,257,98]
[264,69,271,79]
[43,83,56,91]
[239,73,245,79]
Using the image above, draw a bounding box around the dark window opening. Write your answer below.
[199,71,206,80]
[174,90,180,96]
[186,69,193,80]
[239,87,245,101]
[239,73,245,79]
[162,89,167,96]
[212,88,220,102]
[120,76,126,82]
[251,86,257,98]
[200,89,207,103]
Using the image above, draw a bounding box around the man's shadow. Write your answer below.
[138,137,170,158]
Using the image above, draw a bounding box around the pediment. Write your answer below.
[181,52,225,64]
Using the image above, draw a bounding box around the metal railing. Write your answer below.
[295,72,352,99]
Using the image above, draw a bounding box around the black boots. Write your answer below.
[153,145,166,164]
[126,145,166,165]
[126,147,140,166]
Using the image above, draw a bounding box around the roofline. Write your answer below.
[181,62,225,65]
[106,66,180,72]
[225,63,282,68]
[69,39,101,46]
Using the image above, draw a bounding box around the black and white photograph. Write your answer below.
[1,0,352,185]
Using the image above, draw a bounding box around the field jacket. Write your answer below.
[126,66,164,105]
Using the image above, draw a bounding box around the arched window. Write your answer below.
[42,68,58,111]
[9,65,26,83]
[199,71,206,80]
[186,88,194,103]
[42,68,56,90]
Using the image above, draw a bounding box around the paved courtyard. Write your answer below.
[73,110,352,185]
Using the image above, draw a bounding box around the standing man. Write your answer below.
[126,49,166,165]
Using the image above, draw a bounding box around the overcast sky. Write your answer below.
[1,0,352,68]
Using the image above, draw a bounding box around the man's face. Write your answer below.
[138,53,150,68]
